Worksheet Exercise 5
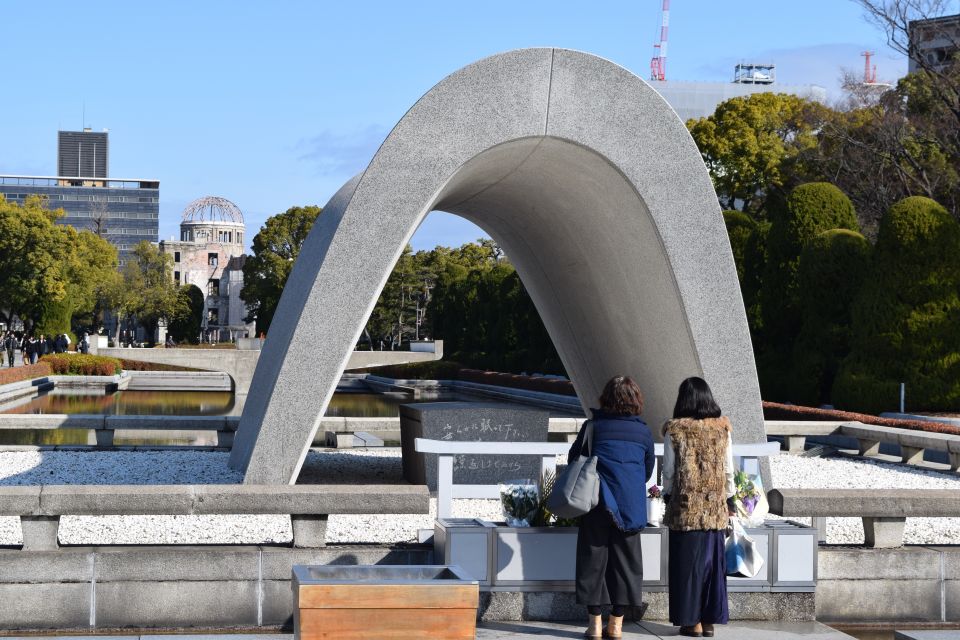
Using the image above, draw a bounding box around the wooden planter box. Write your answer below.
[293,564,479,640]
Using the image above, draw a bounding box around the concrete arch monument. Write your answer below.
[230,48,765,484]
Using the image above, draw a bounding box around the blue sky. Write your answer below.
[0,1,907,251]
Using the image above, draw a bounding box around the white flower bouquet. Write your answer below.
[499,479,539,527]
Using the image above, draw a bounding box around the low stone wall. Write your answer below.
[4,543,956,630]
[0,544,431,631]
[817,546,960,624]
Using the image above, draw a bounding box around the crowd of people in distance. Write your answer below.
[0,331,90,366]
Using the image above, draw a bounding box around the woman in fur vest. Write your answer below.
[662,376,735,638]
[568,375,655,639]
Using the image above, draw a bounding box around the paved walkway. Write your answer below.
[0,621,855,639]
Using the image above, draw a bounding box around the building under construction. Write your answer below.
[650,72,828,123]
[645,1,827,122]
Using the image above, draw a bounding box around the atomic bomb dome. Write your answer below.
[160,195,253,342]
[179,196,245,247]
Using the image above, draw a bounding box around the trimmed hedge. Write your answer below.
[363,360,463,381]
[790,229,872,405]
[457,369,577,396]
[834,196,960,413]
[40,354,121,376]
[118,359,202,372]
[0,363,53,386]
[758,183,861,402]
[722,210,756,283]
[763,401,960,436]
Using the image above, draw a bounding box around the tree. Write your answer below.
[722,210,767,334]
[761,183,860,342]
[757,183,860,400]
[241,205,322,334]
[817,64,960,233]
[791,230,873,405]
[0,195,117,335]
[0,195,69,331]
[106,241,188,346]
[687,93,830,214]
[834,196,960,412]
[167,284,204,343]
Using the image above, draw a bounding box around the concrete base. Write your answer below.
[857,439,881,456]
[863,517,906,548]
[477,591,815,622]
[784,435,807,453]
[901,445,925,465]
[290,515,328,548]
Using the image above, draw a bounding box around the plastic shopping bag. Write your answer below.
[725,517,764,578]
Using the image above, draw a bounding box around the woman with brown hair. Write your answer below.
[662,377,735,637]
[568,375,655,638]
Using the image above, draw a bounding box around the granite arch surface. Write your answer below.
[230,48,765,484]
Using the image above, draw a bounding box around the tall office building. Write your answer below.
[58,129,109,178]
[0,127,158,266]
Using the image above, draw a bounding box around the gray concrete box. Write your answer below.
[400,402,549,490]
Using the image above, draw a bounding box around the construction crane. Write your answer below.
[650,0,670,81]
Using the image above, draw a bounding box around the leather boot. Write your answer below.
[605,614,624,638]
[585,614,603,638]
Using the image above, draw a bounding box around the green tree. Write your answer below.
[0,195,118,335]
[241,205,321,334]
[167,284,204,343]
[818,62,960,234]
[791,230,873,405]
[757,183,860,400]
[0,196,70,331]
[106,241,188,346]
[687,93,829,214]
[834,196,960,412]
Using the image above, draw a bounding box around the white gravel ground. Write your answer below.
[0,449,956,545]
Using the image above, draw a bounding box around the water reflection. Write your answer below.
[3,390,235,416]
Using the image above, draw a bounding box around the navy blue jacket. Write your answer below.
[568,410,656,532]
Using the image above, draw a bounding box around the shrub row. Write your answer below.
[762,401,960,436]
[40,354,121,376]
[0,363,54,386]
[363,360,463,381]
[118,359,201,372]
[458,369,577,396]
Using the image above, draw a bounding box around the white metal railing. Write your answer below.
[415,438,780,519]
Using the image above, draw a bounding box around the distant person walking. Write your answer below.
[25,336,38,365]
[3,333,15,367]
[569,375,655,639]
[662,377,735,638]
[79,333,90,355]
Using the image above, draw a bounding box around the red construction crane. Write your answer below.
[650,0,670,81]
[862,51,878,84]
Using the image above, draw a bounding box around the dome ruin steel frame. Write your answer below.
[181,196,244,224]
[230,48,766,485]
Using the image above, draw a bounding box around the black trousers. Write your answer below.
[575,507,644,606]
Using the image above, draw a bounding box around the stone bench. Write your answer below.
[766,420,960,469]
[768,488,960,548]
[0,483,429,550]
[839,422,960,469]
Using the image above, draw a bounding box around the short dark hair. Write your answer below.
[599,375,644,416]
[672,376,722,420]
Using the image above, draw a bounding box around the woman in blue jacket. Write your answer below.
[568,375,656,638]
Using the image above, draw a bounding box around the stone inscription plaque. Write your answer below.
[399,402,550,491]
